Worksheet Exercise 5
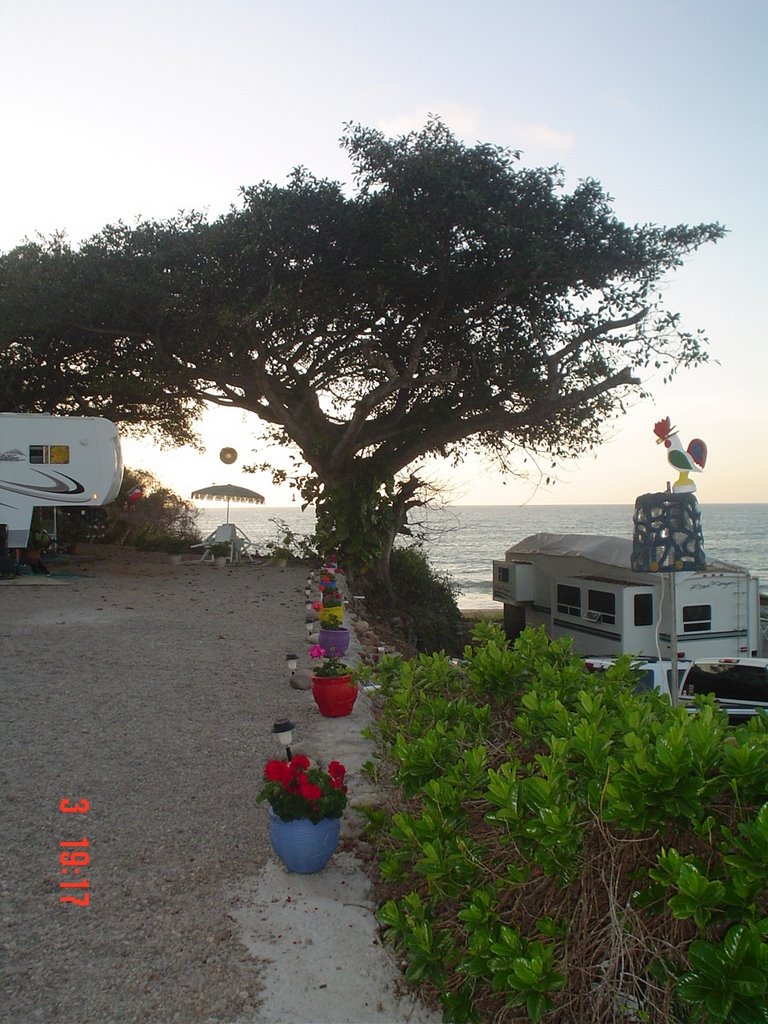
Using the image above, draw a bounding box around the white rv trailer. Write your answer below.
[493,532,763,661]
[0,414,123,548]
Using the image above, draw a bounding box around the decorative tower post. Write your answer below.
[631,492,706,575]
[631,418,708,703]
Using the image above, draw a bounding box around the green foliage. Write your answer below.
[263,515,318,562]
[365,627,768,1023]
[677,924,768,1023]
[362,544,464,655]
[488,927,565,1022]
[0,228,203,444]
[310,470,395,573]
[102,468,201,550]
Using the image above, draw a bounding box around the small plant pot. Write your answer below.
[213,556,228,568]
[318,625,351,657]
[268,811,340,873]
[311,674,358,717]
[318,606,343,627]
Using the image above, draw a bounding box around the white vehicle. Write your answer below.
[582,655,690,701]
[583,655,768,723]
[0,414,123,548]
[679,658,768,723]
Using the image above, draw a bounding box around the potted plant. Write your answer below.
[265,523,297,567]
[269,544,292,568]
[257,755,347,872]
[319,591,343,626]
[317,622,351,657]
[309,644,358,717]
[209,541,230,566]
[161,534,191,563]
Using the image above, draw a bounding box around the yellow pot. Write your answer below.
[319,606,343,627]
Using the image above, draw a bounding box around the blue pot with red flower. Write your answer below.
[258,756,348,873]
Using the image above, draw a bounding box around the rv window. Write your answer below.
[50,445,70,464]
[29,444,70,465]
[634,593,653,627]
[682,604,712,633]
[556,584,581,617]
[587,589,616,625]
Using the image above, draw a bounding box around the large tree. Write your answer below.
[0,119,724,577]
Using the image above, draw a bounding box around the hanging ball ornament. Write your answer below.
[219,447,238,465]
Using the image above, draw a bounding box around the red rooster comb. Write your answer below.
[653,417,675,441]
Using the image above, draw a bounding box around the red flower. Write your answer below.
[257,753,349,823]
[264,760,289,783]
[299,781,323,801]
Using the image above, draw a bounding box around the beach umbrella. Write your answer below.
[191,483,265,523]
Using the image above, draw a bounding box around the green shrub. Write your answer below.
[366,626,768,1023]
[384,545,464,655]
[103,468,201,548]
[264,516,319,562]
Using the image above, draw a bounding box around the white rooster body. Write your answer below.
[653,417,707,493]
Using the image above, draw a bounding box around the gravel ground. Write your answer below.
[1,549,323,1024]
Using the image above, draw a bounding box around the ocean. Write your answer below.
[194,503,768,612]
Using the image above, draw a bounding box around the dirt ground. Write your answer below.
[1,549,317,1023]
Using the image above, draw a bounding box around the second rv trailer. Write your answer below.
[493,532,763,661]
[0,414,123,548]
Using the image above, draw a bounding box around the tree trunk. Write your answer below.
[368,473,424,600]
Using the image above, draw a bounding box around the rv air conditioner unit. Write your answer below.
[492,560,535,603]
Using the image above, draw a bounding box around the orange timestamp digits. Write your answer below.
[58,798,91,906]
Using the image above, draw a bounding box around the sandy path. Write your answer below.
[1,551,317,1024]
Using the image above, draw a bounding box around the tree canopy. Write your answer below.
[0,119,725,573]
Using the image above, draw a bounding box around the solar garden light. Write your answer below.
[272,718,295,760]
[285,653,298,675]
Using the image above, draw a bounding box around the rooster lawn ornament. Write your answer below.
[653,417,707,493]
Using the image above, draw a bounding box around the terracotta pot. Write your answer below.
[311,674,358,717]
[317,626,351,657]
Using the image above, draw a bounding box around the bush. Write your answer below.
[364,626,768,1023]
[103,468,201,549]
[264,516,319,563]
[365,545,464,655]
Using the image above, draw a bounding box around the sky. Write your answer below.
[2,0,766,507]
